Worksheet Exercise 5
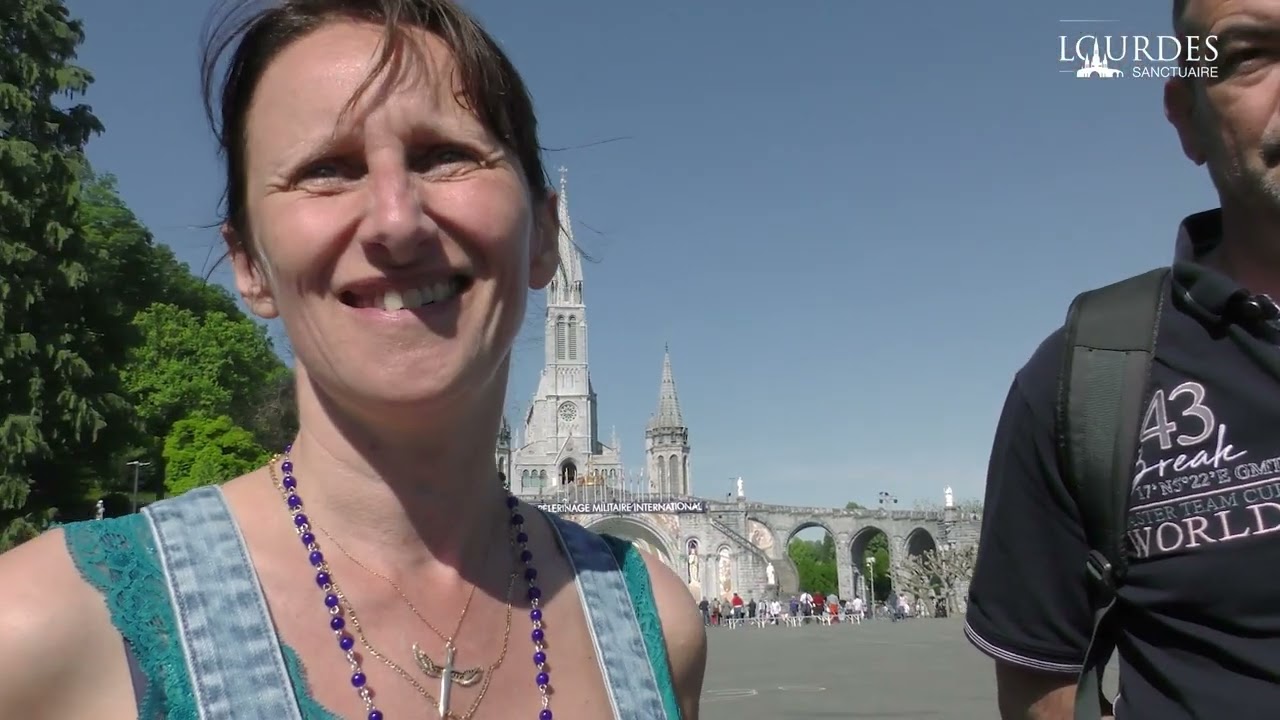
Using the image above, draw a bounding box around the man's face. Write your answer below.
[1168,0,1280,210]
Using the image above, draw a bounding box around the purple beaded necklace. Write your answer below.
[275,445,555,719]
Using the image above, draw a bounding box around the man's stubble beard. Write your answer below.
[1196,102,1280,214]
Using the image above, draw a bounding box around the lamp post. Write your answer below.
[127,460,151,513]
[866,556,877,606]
[878,491,898,508]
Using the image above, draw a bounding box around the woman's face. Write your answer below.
[229,20,557,416]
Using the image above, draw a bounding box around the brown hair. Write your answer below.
[200,0,550,255]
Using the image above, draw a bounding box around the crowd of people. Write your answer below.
[696,590,933,627]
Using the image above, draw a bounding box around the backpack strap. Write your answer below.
[1057,267,1169,720]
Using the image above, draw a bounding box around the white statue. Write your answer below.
[94,499,105,521]
[736,477,744,498]
[944,486,955,509]
[766,562,776,586]
[687,548,700,583]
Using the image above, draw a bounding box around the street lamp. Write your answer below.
[878,491,898,508]
[866,556,877,605]
[127,460,151,513]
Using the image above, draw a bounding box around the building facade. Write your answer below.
[497,169,982,605]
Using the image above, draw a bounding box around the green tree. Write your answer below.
[79,172,241,321]
[247,368,298,454]
[123,303,283,437]
[162,414,268,496]
[864,533,892,600]
[788,536,838,595]
[0,0,119,549]
[120,302,285,499]
[76,171,285,498]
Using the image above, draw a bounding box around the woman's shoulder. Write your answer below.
[610,537,708,719]
[549,516,706,719]
[0,526,136,716]
[60,511,159,578]
[0,525,121,649]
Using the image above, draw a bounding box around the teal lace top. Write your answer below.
[62,514,679,719]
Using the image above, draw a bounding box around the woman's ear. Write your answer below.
[224,224,279,319]
[529,192,560,290]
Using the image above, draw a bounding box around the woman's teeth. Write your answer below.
[348,280,463,311]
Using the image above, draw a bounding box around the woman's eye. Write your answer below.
[410,146,479,173]
[298,159,363,181]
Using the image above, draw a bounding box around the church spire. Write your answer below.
[554,166,584,300]
[645,345,691,495]
[648,344,685,430]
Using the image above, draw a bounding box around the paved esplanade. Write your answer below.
[701,618,996,719]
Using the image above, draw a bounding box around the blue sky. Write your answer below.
[64,0,1214,510]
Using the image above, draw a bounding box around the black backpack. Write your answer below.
[1056,267,1170,720]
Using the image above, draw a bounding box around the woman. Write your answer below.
[0,1,707,717]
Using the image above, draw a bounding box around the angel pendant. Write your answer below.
[412,642,484,687]
[414,642,483,718]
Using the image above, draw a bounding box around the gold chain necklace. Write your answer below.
[267,459,517,718]
[268,460,492,681]
[327,571,516,720]
[317,525,490,683]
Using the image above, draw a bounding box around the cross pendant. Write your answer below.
[437,643,456,718]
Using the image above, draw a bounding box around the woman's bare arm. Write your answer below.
[0,530,135,719]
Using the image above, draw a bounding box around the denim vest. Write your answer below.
[64,486,679,719]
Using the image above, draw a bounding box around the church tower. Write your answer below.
[508,168,623,494]
[495,415,512,490]
[646,346,691,495]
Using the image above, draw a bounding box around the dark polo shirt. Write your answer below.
[965,209,1280,718]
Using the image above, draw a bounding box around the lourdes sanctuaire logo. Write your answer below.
[1058,20,1219,80]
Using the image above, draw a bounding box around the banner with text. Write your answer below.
[533,500,709,515]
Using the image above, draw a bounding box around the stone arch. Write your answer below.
[901,526,943,611]
[784,519,837,546]
[783,519,839,597]
[585,515,675,568]
[905,527,938,558]
[850,525,893,602]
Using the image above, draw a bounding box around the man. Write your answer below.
[966,1,1280,718]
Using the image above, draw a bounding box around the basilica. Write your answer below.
[490,171,983,606]
[494,169,692,498]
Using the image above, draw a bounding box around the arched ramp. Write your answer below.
[746,515,799,596]
[585,516,676,567]
[782,520,838,597]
